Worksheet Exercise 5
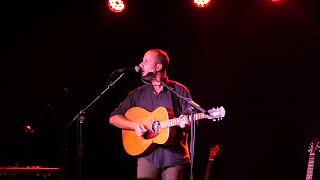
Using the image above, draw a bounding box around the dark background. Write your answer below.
[2,0,320,179]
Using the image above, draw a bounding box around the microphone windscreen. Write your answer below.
[134,66,141,73]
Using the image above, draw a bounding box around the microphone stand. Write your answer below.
[65,72,126,180]
[151,78,208,180]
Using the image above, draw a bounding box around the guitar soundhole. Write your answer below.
[142,121,160,139]
[152,121,160,133]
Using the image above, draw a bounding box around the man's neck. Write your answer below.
[152,72,168,94]
[153,85,163,94]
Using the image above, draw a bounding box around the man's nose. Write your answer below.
[139,62,143,68]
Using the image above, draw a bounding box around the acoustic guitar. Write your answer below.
[306,138,320,180]
[204,144,222,180]
[122,106,225,156]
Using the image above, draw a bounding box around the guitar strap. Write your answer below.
[168,81,182,118]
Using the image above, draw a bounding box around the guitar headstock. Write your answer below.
[208,144,222,161]
[308,138,320,154]
[207,106,225,121]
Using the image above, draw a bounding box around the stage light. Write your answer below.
[24,125,34,134]
[194,0,211,8]
[108,0,125,13]
[270,0,284,5]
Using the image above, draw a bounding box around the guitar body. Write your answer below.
[121,106,225,156]
[122,107,174,156]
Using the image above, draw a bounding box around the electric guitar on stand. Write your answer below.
[204,144,222,180]
[306,138,320,180]
[122,106,225,156]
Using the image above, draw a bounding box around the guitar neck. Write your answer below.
[161,113,207,128]
[203,160,214,180]
[306,153,315,180]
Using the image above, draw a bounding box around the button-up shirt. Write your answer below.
[110,80,192,168]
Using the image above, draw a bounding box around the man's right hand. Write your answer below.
[135,124,147,137]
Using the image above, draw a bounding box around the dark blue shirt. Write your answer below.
[110,80,192,168]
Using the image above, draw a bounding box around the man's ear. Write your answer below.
[156,63,163,72]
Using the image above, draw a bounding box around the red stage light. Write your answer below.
[194,0,211,8]
[24,125,34,134]
[108,0,125,13]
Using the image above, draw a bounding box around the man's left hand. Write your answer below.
[179,115,190,128]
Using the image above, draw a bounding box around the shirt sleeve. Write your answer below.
[109,90,135,117]
[175,83,193,115]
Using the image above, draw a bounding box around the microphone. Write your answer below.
[116,66,141,73]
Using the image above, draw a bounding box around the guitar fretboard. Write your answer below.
[160,113,207,128]
[306,153,315,180]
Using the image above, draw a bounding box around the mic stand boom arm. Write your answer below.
[154,79,207,180]
[65,72,126,180]
[158,81,207,114]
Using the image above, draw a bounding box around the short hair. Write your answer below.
[152,49,170,72]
